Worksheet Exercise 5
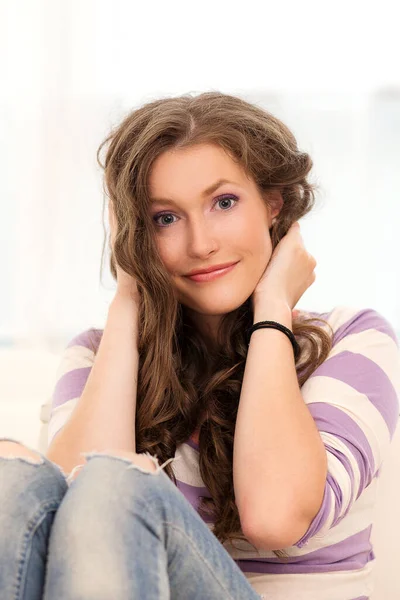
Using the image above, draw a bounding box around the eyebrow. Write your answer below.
[149,178,238,206]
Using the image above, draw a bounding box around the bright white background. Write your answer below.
[1,0,399,351]
[1,2,400,597]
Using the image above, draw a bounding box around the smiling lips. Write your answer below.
[185,262,238,282]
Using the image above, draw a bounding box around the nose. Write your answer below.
[186,221,219,257]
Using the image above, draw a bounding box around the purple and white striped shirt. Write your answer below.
[48,305,400,600]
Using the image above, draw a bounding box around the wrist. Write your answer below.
[109,293,140,328]
[253,297,293,330]
[113,290,140,308]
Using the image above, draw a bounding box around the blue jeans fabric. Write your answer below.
[0,438,264,599]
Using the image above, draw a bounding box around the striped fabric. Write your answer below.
[48,306,400,600]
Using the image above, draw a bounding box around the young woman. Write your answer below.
[1,91,399,600]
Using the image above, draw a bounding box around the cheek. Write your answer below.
[157,245,180,276]
[250,232,274,276]
[241,222,272,255]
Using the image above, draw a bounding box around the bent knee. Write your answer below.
[0,440,43,463]
[84,449,157,472]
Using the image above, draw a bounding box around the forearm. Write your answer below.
[46,293,140,474]
[233,299,327,543]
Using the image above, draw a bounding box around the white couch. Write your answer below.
[0,346,399,599]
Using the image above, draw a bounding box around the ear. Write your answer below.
[268,189,284,222]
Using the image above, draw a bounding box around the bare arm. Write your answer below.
[46,293,141,476]
[233,299,327,550]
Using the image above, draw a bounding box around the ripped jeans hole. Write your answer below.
[81,450,175,476]
[0,454,44,465]
[0,437,45,465]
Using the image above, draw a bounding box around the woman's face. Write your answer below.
[147,143,282,344]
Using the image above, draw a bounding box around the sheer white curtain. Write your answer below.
[2,0,399,352]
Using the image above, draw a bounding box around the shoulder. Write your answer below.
[66,328,104,354]
[301,305,400,434]
[302,305,399,348]
[51,328,104,405]
[47,328,104,445]
[52,328,104,376]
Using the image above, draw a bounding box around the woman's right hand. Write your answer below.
[108,200,140,303]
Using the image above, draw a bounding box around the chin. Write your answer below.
[182,297,248,316]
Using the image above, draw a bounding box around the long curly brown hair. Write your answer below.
[91,91,334,560]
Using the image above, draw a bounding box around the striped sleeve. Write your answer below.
[294,306,400,548]
[47,329,102,447]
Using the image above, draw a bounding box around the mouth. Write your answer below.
[185,261,239,283]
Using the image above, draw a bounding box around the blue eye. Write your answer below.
[152,194,239,228]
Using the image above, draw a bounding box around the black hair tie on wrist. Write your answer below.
[247,320,301,362]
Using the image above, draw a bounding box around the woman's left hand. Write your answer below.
[251,221,317,311]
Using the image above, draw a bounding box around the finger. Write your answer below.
[288,221,301,237]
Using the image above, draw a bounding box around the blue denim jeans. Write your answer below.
[0,437,264,599]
